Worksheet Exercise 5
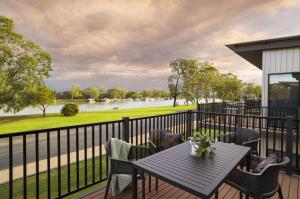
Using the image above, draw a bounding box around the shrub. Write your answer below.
[61,103,79,116]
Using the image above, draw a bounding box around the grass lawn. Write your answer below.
[0,155,107,199]
[0,105,196,134]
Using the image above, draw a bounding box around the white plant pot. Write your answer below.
[189,140,202,157]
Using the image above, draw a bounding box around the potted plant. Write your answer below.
[188,132,215,157]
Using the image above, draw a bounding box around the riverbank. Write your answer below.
[0,105,195,134]
[0,99,189,116]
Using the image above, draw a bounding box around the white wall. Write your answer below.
[262,48,300,106]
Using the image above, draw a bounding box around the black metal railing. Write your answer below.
[0,109,299,198]
[0,111,188,199]
[197,102,298,118]
[0,120,124,199]
[193,111,300,173]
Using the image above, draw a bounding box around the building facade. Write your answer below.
[227,35,300,109]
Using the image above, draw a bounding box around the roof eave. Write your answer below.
[226,35,300,70]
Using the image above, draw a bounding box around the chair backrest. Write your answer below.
[254,156,290,195]
[106,139,141,160]
[105,139,134,175]
[149,129,171,150]
[236,128,260,144]
[149,129,183,151]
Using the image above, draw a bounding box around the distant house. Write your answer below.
[226,35,300,109]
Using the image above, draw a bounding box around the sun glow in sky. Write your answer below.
[1,0,300,90]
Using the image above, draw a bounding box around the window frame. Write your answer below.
[268,72,300,108]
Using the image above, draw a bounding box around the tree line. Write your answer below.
[55,85,170,100]
[168,59,261,107]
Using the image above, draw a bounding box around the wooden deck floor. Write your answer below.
[83,172,299,199]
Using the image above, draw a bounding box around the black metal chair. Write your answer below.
[148,129,184,153]
[148,129,184,191]
[226,156,290,199]
[218,128,261,155]
[104,140,151,199]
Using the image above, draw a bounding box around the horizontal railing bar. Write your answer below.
[198,102,297,110]
[129,111,187,121]
[193,111,288,121]
[0,112,189,138]
[52,178,107,199]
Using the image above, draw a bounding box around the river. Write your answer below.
[0,98,221,117]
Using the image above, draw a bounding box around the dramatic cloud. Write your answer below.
[1,0,300,90]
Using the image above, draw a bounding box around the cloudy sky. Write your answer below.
[1,0,300,91]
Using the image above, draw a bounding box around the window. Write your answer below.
[268,73,299,108]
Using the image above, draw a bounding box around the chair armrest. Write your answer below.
[242,138,260,146]
[242,138,260,152]
[148,139,159,153]
[110,157,132,164]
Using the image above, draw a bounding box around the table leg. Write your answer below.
[132,168,137,199]
[142,172,145,199]
[149,175,151,192]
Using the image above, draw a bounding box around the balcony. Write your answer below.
[0,106,299,198]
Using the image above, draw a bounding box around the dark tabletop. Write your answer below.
[132,142,250,198]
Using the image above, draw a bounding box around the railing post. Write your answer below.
[196,103,200,131]
[186,110,193,138]
[122,117,130,142]
[235,114,241,129]
[197,102,200,112]
[286,116,294,175]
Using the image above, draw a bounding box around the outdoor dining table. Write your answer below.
[132,141,250,199]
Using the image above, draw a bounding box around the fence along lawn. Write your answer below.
[0,105,196,134]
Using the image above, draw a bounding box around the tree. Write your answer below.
[242,83,262,99]
[126,91,141,101]
[55,91,71,99]
[215,73,243,102]
[70,84,82,99]
[98,87,106,99]
[141,89,152,98]
[31,86,55,117]
[83,87,100,99]
[189,62,219,103]
[151,89,169,98]
[0,16,52,113]
[106,87,126,99]
[168,59,198,107]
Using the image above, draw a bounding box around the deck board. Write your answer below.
[289,175,298,199]
[83,173,299,199]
